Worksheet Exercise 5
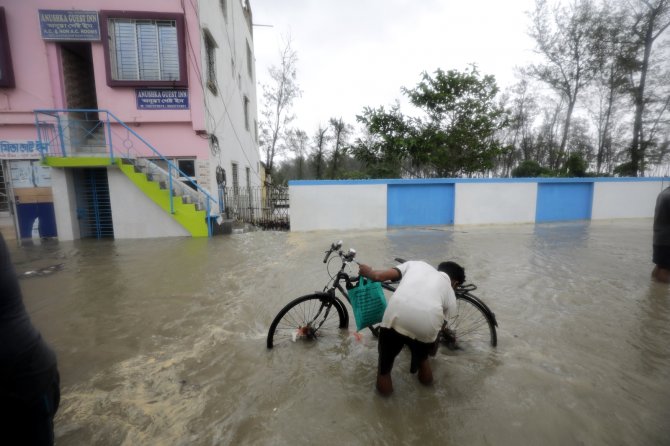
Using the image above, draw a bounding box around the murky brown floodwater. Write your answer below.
[8,219,670,445]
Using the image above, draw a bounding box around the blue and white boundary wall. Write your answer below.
[289,178,670,232]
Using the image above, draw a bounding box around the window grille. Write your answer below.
[246,40,252,78]
[243,96,250,130]
[232,162,239,196]
[109,18,179,81]
[204,31,217,93]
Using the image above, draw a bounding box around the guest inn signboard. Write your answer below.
[38,10,100,41]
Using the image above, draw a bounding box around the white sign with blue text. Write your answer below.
[136,89,189,110]
[0,141,48,160]
[38,10,100,41]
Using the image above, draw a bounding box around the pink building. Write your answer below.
[0,0,261,240]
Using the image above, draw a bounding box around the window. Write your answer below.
[231,162,239,196]
[220,0,228,22]
[0,8,15,88]
[254,119,258,143]
[100,11,187,87]
[246,40,253,79]
[246,167,251,190]
[203,30,217,94]
[177,159,195,178]
[243,96,250,131]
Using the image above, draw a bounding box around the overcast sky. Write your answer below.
[250,0,540,134]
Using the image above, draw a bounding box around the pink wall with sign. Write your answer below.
[0,0,209,159]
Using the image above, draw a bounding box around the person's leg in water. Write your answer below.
[652,246,670,283]
[652,265,670,283]
[409,338,434,386]
[377,328,405,396]
[417,358,433,385]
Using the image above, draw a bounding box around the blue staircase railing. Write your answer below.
[34,109,218,236]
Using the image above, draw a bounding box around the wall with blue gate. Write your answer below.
[288,178,669,232]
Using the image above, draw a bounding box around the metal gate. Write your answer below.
[222,185,289,230]
[75,168,114,238]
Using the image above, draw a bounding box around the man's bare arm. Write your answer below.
[358,264,401,282]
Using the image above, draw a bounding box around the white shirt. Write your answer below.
[381,260,457,343]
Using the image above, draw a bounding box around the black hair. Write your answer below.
[437,261,465,285]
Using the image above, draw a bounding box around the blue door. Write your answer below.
[536,182,593,222]
[387,184,455,227]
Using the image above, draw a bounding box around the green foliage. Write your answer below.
[351,104,410,178]
[613,161,636,177]
[353,67,508,178]
[561,153,589,177]
[511,160,551,177]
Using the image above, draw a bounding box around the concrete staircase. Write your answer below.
[117,158,210,237]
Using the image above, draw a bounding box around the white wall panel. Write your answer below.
[454,182,537,225]
[50,168,78,241]
[592,181,666,219]
[290,184,387,231]
[108,169,189,239]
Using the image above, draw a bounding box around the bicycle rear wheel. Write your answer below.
[443,294,497,351]
[267,293,348,349]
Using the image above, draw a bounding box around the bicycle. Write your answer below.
[266,241,498,351]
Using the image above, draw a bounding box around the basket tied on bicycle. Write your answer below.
[348,276,387,331]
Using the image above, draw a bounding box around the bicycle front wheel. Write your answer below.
[266,294,348,349]
[444,294,497,351]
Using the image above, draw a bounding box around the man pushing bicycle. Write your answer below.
[358,260,465,396]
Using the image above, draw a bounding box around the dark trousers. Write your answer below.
[0,370,60,446]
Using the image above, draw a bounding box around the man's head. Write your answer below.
[438,261,465,289]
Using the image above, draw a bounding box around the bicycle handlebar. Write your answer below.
[324,240,357,264]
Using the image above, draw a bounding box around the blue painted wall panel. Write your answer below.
[387,184,454,226]
[536,183,593,222]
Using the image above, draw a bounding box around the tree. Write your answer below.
[259,38,302,182]
[529,0,600,169]
[311,125,329,180]
[402,66,508,177]
[588,2,630,174]
[622,0,670,176]
[352,103,410,178]
[354,67,507,178]
[328,118,353,179]
[497,76,540,176]
[286,128,309,179]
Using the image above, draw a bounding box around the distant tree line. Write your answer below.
[260,0,670,183]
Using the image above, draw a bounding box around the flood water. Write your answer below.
[9,219,670,445]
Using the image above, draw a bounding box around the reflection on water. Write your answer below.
[10,220,670,445]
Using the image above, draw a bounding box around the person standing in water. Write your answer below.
[652,186,670,283]
[0,234,60,444]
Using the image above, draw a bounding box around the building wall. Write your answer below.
[592,179,668,219]
[454,182,537,225]
[0,0,261,239]
[289,184,387,232]
[198,0,261,192]
[289,178,666,232]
